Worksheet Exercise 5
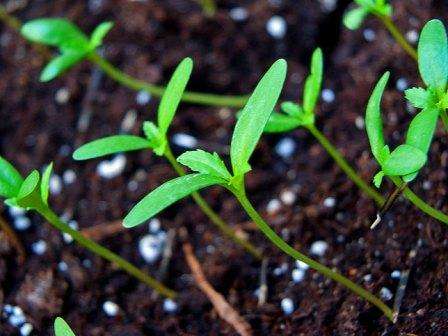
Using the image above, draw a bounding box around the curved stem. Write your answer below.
[440,110,448,132]
[232,188,394,321]
[306,124,385,206]
[36,203,177,298]
[87,53,248,108]
[377,15,418,61]
[389,176,448,226]
[164,146,262,260]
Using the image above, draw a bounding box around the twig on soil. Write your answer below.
[80,221,125,240]
[151,228,176,300]
[258,258,268,306]
[181,229,253,336]
[0,213,26,264]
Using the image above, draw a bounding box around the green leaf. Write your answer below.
[54,317,76,336]
[41,163,53,205]
[90,22,114,49]
[40,51,86,82]
[281,101,303,117]
[418,19,448,91]
[158,58,193,136]
[405,87,432,108]
[373,171,384,188]
[405,106,439,155]
[230,59,287,177]
[303,48,323,115]
[354,0,375,7]
[264,112,302,133]
[177,150,232,180]
[382,144,427,176]
[21,18,90,51]
[123,174,224,228]
[366,72,389,163]
[143,122,166,156]
[0,156,23,198]
[73,135,151,160]
[17,170,40,200]
[343,7,368,30]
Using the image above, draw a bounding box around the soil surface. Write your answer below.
[1,0,448,335]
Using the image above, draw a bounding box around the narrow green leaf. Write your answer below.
[41,163,53,205]
[382,144,427,176]
[264,112,302,133]
[366,72,389,163]
[54,317,76,336]
[373,171,384,188]
[143,122,166,155]
[405,87,432,108]
[123,174,224,228]
[303,48,323,115]
[418,19,448,91]
[158,58,193,136]
[73,135,151,160]
[230,59,287,176]
[354,0,375,7]
[90,22,114,48]
[40,51,86,82]
[405,106,439,154]
[17,170,40,200]
[21,18,90,51]
[177,150,232,180]
[281,101,303,117]
[0,156,23,198]
[343,7,368,30]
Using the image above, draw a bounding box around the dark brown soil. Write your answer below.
[1,0,448,335]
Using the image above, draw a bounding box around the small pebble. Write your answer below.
[266,16,287,39]
[406,30,419,44]
[149,218,161,233]
[163,299,178,313]
[136,90,151,105]
[63,169,76,184]
[172,133,198,148]
[355,116,365,129]
[295,260,309,270]
[139,234,164,263]
[319,0,337,12]
[55,88,70,104]
[20,323,33,336]
[280,298,295,315]
[63,220,78,243]
[292,268,306,283]
[266,199,281,214]
[380,287,393,301]
[422,180,432,190]
[229,7,248,21]
[31,240,47,255]
[273,263,288,276]
[321,89,335,103]
[127,180,139,192]
[7,306,25,327]
[391,270,401,279]
[275,137,296,159]
[82,259,92,268]
[121,109,137,132]
[396,78,409,91]
[103,301,119,317]
[363,29,376,41]
[97,155,127,179]
[58,261,68,272]
[14,216,31,231]
[363,274,372,282]
[310,240,328,256]
[49,175,63,195]
[323,197,336,208]
[88,0,104,12]
[280,189,296,205]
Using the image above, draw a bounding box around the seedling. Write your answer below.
[73,58,261,259]
[195,0,217,17]
[0,156,176,298]
[20,17,247,107]
[54,317,76,336]
[122,59,394,320]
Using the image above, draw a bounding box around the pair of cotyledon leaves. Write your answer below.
[0,155,52,210]
[73,58,287,228]
[366,19,448,187]
[21,18,113,82]
[344,0,392,30]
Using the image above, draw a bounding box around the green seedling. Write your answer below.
[20,17,247,107]
[0,156,176,298]
[54,317,76,336]
[195,0,217,17]
[122,59,394,321]
[73,58,261,259]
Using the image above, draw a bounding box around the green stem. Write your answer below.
[87,53,248,108]
[306,124,385,206]
[232,187,394,321]
[440,109,448,132]
[377,15,418,61]
[389,176,448,226]
[164,146,262,260]
[36,203,177,298]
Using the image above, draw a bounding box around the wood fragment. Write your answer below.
[80,221,125,241]
[182,241,253,336]
[0,214,26,264]
[258,258,268,306]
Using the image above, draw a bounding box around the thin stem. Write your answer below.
[232,188,394,321]
[306,124,385,206]
[87,53,248,108]
[164,146,262,260]
[389,176,448,226]
[440,109,448,132]
[377,15,418,61]
[36,203,177,298]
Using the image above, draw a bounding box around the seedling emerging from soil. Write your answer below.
[54,317,76,336]
[122,59,394,320]
[73,58,261,259]
[0,156,176,298]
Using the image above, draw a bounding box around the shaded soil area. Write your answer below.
[1,0,448,334]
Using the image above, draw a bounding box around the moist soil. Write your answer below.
[1,0,448,335]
